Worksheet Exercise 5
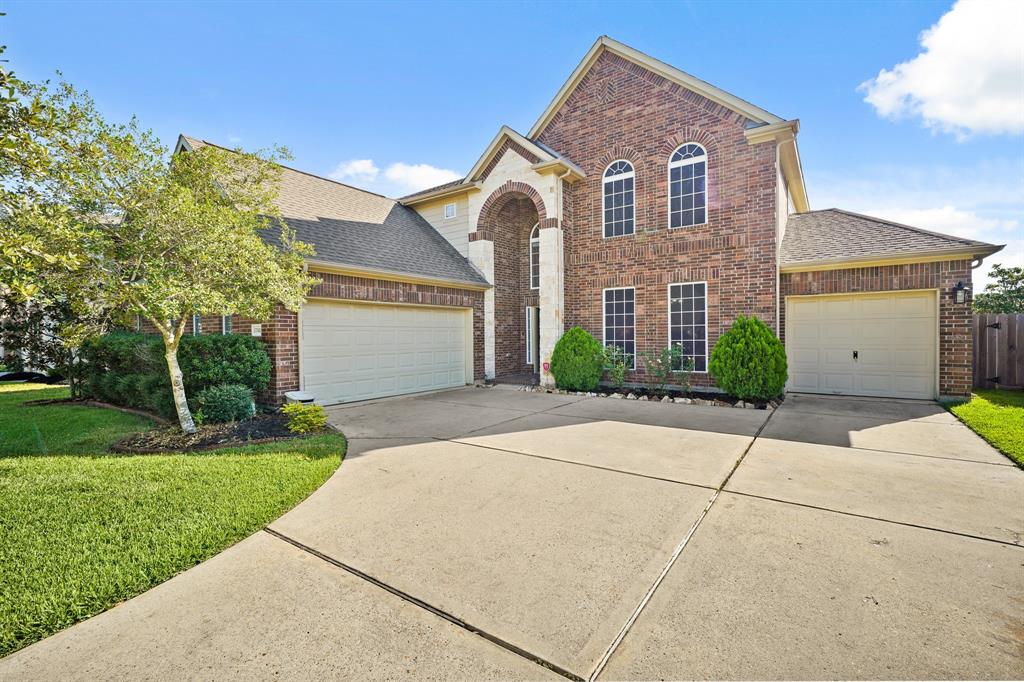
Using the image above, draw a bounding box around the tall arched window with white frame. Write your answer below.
[603,160,635,237]
[529,223,540,290]
[668,143,707,228]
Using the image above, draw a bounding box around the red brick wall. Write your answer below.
[780,260,974,397]
[536,50,779,388]
[487,196,540,377]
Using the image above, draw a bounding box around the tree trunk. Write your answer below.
[163,344,197,434]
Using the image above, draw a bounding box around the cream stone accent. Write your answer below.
[538,225,564,387]
[468,238,496,378]
[467,149,556,232]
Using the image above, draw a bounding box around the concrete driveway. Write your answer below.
[3,387,1022,680]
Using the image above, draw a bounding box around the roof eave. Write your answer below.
[744,120,809,213]
[464,126,555,183]
[399,181,482,207]
[527,36,784,140]
[780,244,1004,273]
[531,158,586,182]
[305,259,491,291]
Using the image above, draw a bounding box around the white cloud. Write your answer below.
[328,159,380,182]
[866,205,1018,241]
[859,0,1024,138]
[383,162,461,193]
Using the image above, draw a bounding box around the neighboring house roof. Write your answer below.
[399,126,585,206]
[781,209,1003,270]
[176,135,488,288]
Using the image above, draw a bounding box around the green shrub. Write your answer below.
[550,327,604,391]
[194,384,255,423]
[709,315,787,401]
[603,345,628,390]
[281,402,328,434]
[79,332,270,417]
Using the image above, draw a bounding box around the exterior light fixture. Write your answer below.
[953,281,967,304]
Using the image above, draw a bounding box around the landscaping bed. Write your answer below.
[516,383,781,409]
[113,412,331,453]
[0,383,344,656]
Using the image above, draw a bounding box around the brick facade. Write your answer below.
[780,260,974,397]
[536,50,778,388]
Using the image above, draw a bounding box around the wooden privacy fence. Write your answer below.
[973,313,1024,389]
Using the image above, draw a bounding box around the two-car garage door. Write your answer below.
[301,301,471,405]
[786,290,937,400]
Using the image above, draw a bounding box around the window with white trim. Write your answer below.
[444,202,456,219]
[529,223,540,290]
[603,287,635,369]
[603,160,635,237]
[668,143,707,228]
[525,306,533,366]
[222,315,232,334]
[668,282,707,372]
[192,314,202,336]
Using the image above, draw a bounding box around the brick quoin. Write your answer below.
[537,50,778,388]
[780,260,974,397]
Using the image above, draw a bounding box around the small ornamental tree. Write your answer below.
[973,264,1023,314]
[550,327,605,391]
[709,315,787,402]
[0,76,317,433]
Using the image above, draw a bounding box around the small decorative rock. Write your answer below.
[660,395,671,403]
[609,393,623,399]
[626,393,637,400]
[586,392,597,397]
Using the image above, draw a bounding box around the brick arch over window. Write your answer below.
[596,145,642,172]
[473,181,547,242]
[660,128,720,215]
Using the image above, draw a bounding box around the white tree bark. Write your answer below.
[160,321,197,435]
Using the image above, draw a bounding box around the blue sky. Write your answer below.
[5,0,1022,286]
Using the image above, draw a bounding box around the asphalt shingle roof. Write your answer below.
[781,208,1001,266]
[179,136,487,287]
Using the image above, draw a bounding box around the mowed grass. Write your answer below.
[948,389,1024,467]
[0,383,343,657]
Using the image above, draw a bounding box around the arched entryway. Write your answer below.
[477,188,544,382]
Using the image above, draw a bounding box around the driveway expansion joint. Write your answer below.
[262,527,584,681]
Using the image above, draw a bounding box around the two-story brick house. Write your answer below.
[179,36,1001,405]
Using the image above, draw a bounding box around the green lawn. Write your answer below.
[948,389,1024,467]
[0,383,344,657]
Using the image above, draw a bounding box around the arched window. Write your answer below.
[529,223,540,290]
[668,143,707,228]
[603,160,635,238]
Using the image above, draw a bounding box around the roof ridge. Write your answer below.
[180,134,394,202]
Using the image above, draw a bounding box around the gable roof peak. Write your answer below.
[528,36,785,139]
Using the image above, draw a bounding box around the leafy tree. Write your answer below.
[0,75,317,433]
[973,264,1024,314]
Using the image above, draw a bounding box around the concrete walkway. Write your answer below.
[3,387,1022,680]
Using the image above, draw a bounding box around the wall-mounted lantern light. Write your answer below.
[953,281,967,304]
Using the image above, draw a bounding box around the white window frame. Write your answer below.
[602,286,636,370]
[135,314,142,332]
[192,314,201,336]
[667,143,708,229]
[525,306,534,366]
[222,315,232,334]
[529,223,540,290]
[444,202,457,219]
[602,159,636,239]
[667,281,708,374]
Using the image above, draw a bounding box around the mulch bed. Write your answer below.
[112,413,329,453]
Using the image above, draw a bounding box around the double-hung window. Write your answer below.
[192,314,202,336]
[668,282,707,372]
[222,315,232,334]
[529,224,540,290]
[603,287,635,369]
[603,160,635,237]
[668,144,707,228]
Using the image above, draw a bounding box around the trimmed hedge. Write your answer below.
[550,327,604,392]
[80,332,270,418]
[709,315,788,401]
[195,384,255,423]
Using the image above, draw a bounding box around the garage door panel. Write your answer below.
[787,291,936,400]
[301,302,469,405]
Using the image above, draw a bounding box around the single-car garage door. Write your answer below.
[300,301,471,405]
[786,290,937,400]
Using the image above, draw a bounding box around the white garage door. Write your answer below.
[301,301,470,405]
[786,290,937,400]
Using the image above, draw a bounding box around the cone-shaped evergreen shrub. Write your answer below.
[550,326,604,391]
[709,315,787,401]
